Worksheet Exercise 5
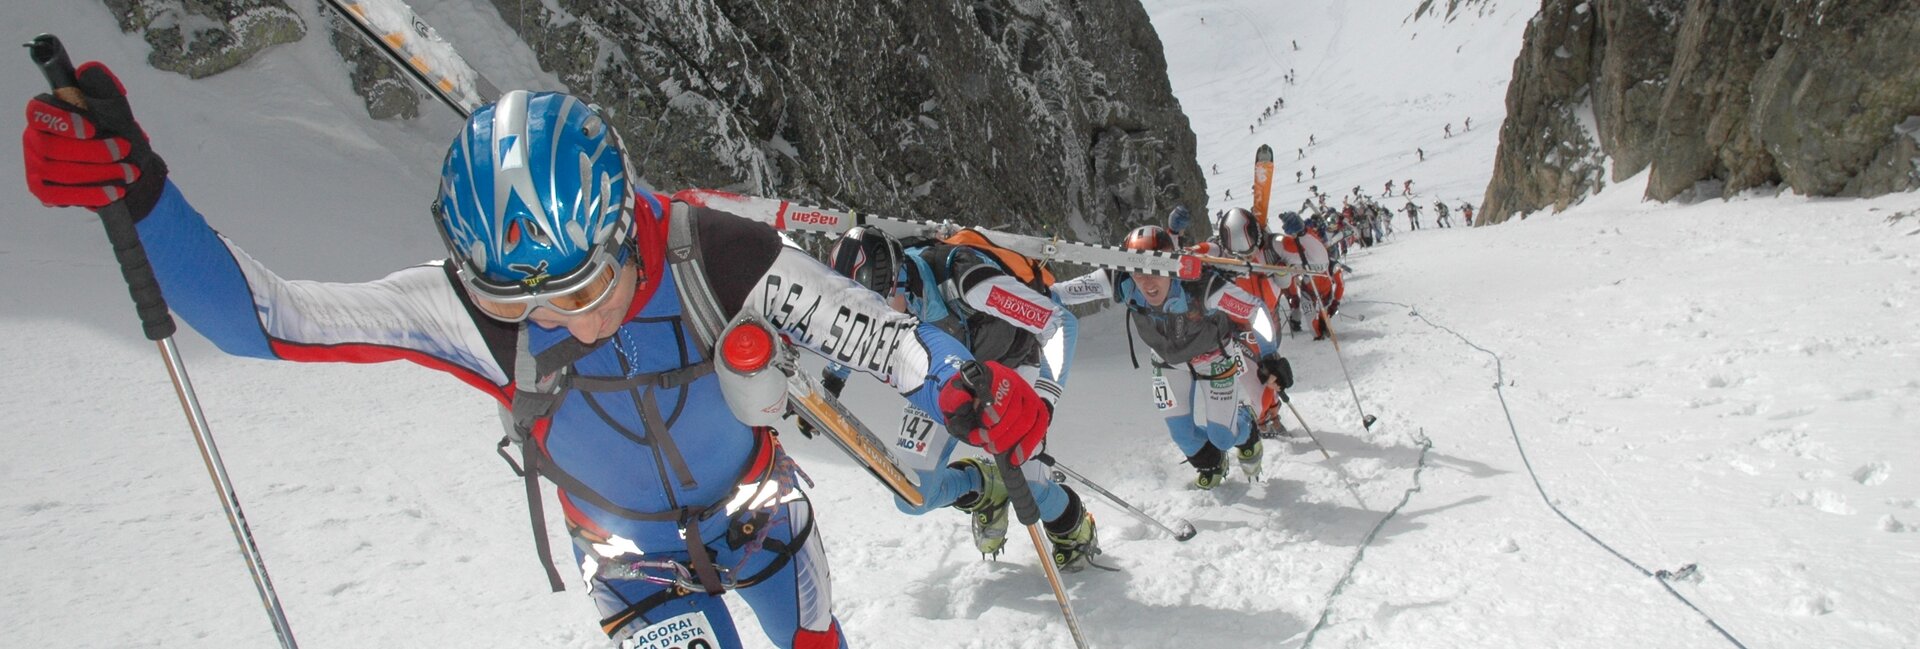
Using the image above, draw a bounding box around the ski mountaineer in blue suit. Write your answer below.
[818,227,1103,571]
[1052,226,1296,490]
[21,65,1055,649]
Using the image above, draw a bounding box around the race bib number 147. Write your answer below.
[896,407,938,457]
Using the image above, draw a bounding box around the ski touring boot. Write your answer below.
[950,457,1010,558]
[1046,510,1106,573]
[1189,445,1228,490]
[1256,405,1296,441]
[1235,436,1265,481]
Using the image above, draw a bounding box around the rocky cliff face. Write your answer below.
[485,0,1203,240]
[1481,0,1920,224]
[101,0,305,79]
[100,0,1203,241]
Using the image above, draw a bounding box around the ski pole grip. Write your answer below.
[27,34,82,107]
[998,450,1041,526]
[960,361,1044,527]
[100,201,176,340]
[28,34,176,341]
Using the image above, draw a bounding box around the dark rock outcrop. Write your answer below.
[485,0,1204,240]
[324,12,419,121]
[1482,0,1920,224]
[96,0,1201,239]
[101,0,305,79]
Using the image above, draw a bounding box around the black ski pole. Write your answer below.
[27,34,299,649]
[1311,292,1377,429]
[959,364,1088,649]
[1034,453,1196,541]
[1280,398,1370,510]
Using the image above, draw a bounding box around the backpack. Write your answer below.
[938,228,1056,291]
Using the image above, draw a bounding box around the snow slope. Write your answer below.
[3,1,1917,649]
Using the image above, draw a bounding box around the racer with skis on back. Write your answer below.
[21,67,1055,649]
[1053,226,1294,490]
[819,227,1103,571]
[1273,212,1348,342]
[1191,208,1301,438]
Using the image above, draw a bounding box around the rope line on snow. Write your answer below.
[1347,300,1751,649]
[1299,431,1433,649]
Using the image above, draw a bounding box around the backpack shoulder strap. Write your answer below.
[666,200,727,348]
[499,323,583,594]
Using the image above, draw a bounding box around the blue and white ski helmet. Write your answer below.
[434,90,634,299]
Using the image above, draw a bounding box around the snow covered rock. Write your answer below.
[1483,0,1920,222]
[101,0,306,79]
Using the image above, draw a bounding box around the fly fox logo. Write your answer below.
[984,286,1051,329]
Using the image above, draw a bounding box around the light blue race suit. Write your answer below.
[1052,268,1275,460]
[829,244,1078,522]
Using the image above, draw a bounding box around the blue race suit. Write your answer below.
[133,181,977,649]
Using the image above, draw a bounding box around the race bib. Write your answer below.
[1152,372,1177,411]
[621,611,720,649]
[895,407,938,457]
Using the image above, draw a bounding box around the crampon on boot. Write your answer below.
[950,457,1010,557]
[1046,511,1107,573]
[1235,437,1265,480]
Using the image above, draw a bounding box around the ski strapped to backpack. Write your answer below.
[321,0,1321,286]
[498,202,923,593]
[678,190,1324,283]
[662,203,924,510]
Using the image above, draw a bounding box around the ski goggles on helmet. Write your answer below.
[464,252,627,322]
[433,201,633,323]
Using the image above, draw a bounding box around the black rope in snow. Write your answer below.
[1347,300,1751,649]
[1299,432,1433,649]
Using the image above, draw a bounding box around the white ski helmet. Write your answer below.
[1216,207,1264,257]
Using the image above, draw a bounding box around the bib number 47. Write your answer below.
[1152,373,1177,411]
